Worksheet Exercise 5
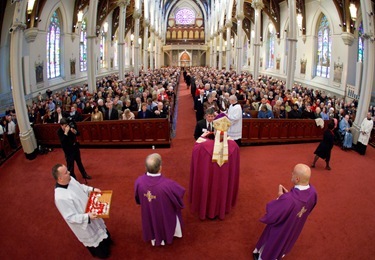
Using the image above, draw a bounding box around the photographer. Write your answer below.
[57,117,92,180]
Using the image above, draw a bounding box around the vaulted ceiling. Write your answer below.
[1,0,372,43]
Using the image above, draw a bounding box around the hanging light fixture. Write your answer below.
[27,0,36,14]
[297,13,303,30]
[77,11,84,23]
[103,22,109,33]
[349,3,357,21]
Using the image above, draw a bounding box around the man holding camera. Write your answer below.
[57,117,92,180]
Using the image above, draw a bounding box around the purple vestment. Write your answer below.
[135,174,185,246]
[189,139,240,220]
[255,186,317,260]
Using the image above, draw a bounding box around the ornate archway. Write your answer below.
[179,51,192,67]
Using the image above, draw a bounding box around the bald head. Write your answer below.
[292,163,311,186]
[145,153,162,174]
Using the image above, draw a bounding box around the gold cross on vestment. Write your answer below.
[144,190,156,202]
[297,206,307,218]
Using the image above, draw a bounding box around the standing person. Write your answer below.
[57,118,92,180]
[311,120,335,170]
[356,112,374,155]
[135,153,185,246]
[194,89,207,122]
[194,108,216,140]
[52,164,112,258]
[5,115,17,149]
[253,164,317,260]
[339,114,353,149]
[227,95,242,146]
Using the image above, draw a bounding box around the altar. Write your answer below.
[189,139,240,220]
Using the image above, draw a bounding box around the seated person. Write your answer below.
[301,104,316,119]
[258,105,274,119]
[288,104,301,119]
[137,103,154,119]
[122,108,135,120]
[242,106,252,118]
[153,102,168,118]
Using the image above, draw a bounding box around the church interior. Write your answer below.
[1,0,375,259]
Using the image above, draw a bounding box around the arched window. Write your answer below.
[175,9,195,25]
[46,11,61,79]
[79,20,88,72]
[100,33,105,68]
[316,14,331,78]
[358,21,364,62]
[268,24,275,68]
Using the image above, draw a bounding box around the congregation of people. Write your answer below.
[186,67,374,150]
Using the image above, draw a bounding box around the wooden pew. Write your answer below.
[33,118,171,148]
[241,118,327,145]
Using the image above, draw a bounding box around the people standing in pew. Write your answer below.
[135,153,185,246]
[253,163,317,260]
[52,164,112,258]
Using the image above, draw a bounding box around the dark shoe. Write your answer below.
[325,166,331,171]
[253,252,260,260]
[84,175,92,179]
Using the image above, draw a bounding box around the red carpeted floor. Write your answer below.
[1,76,375,259]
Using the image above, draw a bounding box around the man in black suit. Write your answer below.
[104,102,119,120]
[194,89,207,122]
[185,73,191,89]
[138,103,154,119]
[57,117,92,180]
[194,108,216,140]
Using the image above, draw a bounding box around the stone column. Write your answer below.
[143,20,149,71]
[155,32,159,69]
[236,12,245,74]
[133,10,141,77]
[218,29,223,69]
[213,33,218,69]
[252,0,264,80]
[225,22,232,71]
[9,0,37,159]
[286,0,297,89]
[86,0,99,93]
[150,27,155,70]
[117,0,129,80]
[352,0,375,143]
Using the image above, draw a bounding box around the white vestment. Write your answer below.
[55,177,108,247]
[227,103,243,140]
[358,118,374,145]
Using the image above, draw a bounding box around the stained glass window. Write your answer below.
[268,25,275,68]
[100,34,105,68]
[80,20,88,72]
[175,9,195,25]
[47,11,61,79]
[316,15,331,78]
[358,21,364,62]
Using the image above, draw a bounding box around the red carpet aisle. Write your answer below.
[1,76,375,259]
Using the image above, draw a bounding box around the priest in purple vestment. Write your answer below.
[135,153,185,246]
[253,164,317,260]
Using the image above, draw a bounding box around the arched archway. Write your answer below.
[179,51,192,67]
